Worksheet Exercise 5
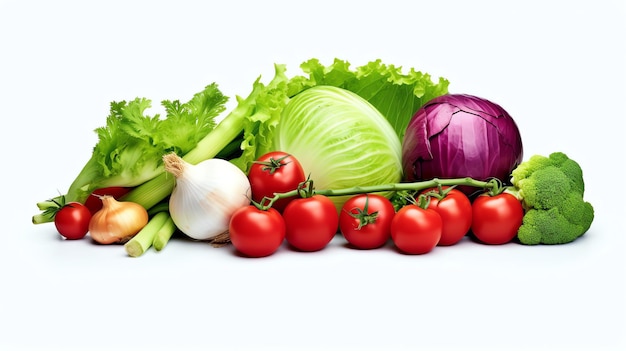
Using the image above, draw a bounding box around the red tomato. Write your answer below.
[471,192,523,245]
[54,202,92,240]
[248,151,306,213]
[84,187,132,215]
[283,195,339,252]
[339,194,395,249]
[229,206,286,258]
[391,205,442,254]
[422,187,472,246]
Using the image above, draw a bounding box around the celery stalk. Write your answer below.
[153,216,176,251]
[124,212,169,257]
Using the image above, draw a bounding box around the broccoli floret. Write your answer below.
[516,166,571,210]
[512,152,594,245]
[511,153,554,182]
[517,208,580,245]
[511,152,584,194]
[560,192,595,233]
[545,152,585,193]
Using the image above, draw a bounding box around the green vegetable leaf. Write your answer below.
[159,83,226,154]
[298,58,450,139]
[63,84,228,205]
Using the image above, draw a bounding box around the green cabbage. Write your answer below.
[275,86,403,210]
[229,58,450,211]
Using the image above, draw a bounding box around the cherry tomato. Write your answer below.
[421,187,472,246]
[391,205,442,254]
[84,187,132,215]
[54,202,92,240]
[283,195,339,252]
[248,151,306,213]
[339,194,395,249]
[471,192,523,245]
[229,206,286,258]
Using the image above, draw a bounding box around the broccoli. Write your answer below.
[510,152,594,245]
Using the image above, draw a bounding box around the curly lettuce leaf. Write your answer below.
[63,83,227,204]
[298,58,450,139]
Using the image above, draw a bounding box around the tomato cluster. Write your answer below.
[229,151,526,258]
[230,151,339,257]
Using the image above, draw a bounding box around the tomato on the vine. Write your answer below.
[421,187,472,246]
[84,187,132,215]
[339,194,395,249]
[391,204,442,254]
[248,151,306,213]
[54,202,92,240]
[229,206,286,258]
[471,192,523,245]
[283,195,339,252]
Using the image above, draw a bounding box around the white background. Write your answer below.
[1,1,625,350]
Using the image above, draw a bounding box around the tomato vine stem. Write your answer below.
[259,177,500,211]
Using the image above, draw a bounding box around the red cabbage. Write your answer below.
[402,94,523,195]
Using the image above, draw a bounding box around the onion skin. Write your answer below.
[402,94,523,195]
[88,196,149,244]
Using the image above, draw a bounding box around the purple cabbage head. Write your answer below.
[402,94,523,195]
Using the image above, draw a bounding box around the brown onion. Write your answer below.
[88,195,149,244]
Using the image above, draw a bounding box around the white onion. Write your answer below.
[163,153,251,240]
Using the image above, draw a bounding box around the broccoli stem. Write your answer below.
[153,216,176,251]
[124,212,169,257]
[260,177,497,210]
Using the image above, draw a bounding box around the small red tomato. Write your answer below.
[54,202,92,240]
[84,187,132,215]
[421,187,472,246]
[391,205,442,254]
[471,192,524,245]
[229,206,286,258]
[283,195,339,252]
[339,194,395,249]
[248,151,306,213]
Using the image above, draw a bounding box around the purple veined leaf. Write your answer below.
[402,94,523,196]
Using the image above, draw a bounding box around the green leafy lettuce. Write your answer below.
[35,84,227,221]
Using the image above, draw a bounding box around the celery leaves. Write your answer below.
[64,83,227,205]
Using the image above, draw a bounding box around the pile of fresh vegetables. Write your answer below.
[32,58,594,258]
